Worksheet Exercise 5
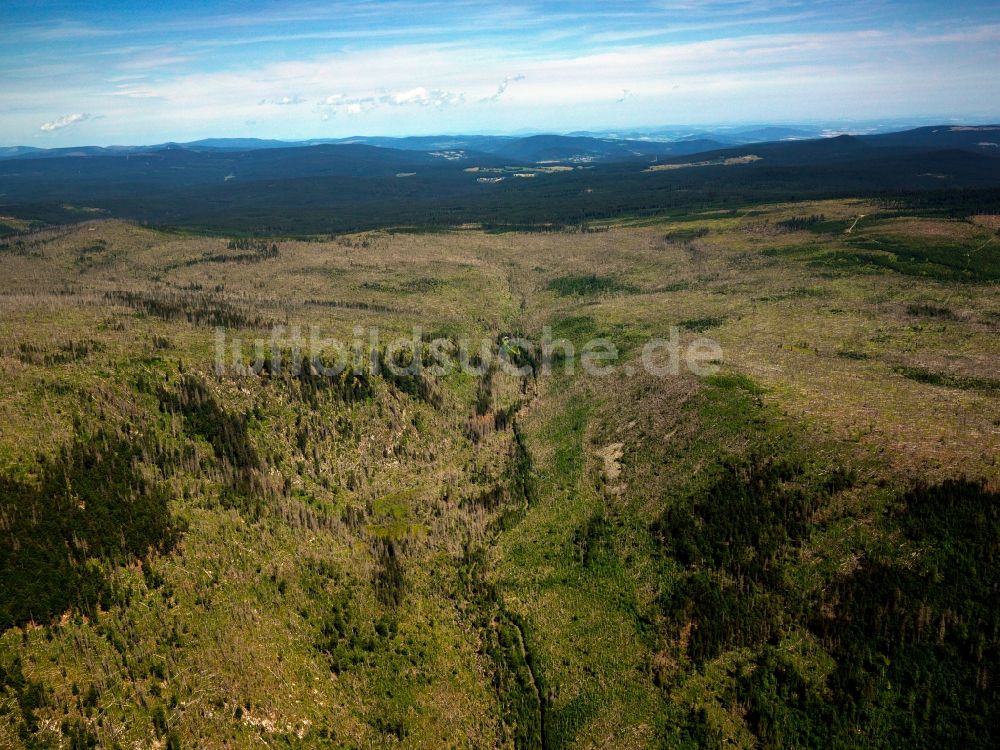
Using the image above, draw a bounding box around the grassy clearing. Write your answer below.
[894,365,1000,393]
[492,377,664,749]
[546,274,639,297]
[833,218,1000,282]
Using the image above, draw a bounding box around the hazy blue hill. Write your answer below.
[0,146,45,158]
[654,130,1000,168]
[654,137,729,154]
[335,134,715,162]
[477,134,726,162]
[0,144,157,160]
[337,135,518,153]
[859,125,1000,152]
[488,134,623,162]
[2,125,998,235]
[207,143,487,178]
[184,137,308,150]
[724,125,818,141]
[0,142,508,203]
[0,139,341,158]
[0,134,721,165]
[6,124,996,165]
[656,134,875,165]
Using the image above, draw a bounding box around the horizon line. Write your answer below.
[5,117,1000,151]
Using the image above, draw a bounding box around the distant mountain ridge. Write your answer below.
[0,134,722,163]
[3,124,998,166]
[1,124,997,236]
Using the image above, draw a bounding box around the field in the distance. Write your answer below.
[0,198,998,748]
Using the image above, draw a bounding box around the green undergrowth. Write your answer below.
[639,372,1000,748]
[492,380,666,748]
[546,274,638,297]
[894,365,1000,393]
[0,423,180,631]
[811,231,1000,282]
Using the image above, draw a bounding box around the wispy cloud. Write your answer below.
[39,112,92,132]
[480,74,525,103]
[4,1,1000,144]
[318,86,464,115]
[258,95,306,106]
[391,86,463,106]
[28,21,119,41]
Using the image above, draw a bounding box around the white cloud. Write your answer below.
[481,75,525,103]
[39,113,92,132]
[391,86,463,107]
[8,19,1000,143]
[317,94,377,115]
[316,86,464,115]
[258,95,306,106]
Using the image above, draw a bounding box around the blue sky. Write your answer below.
[2,0,999,145]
